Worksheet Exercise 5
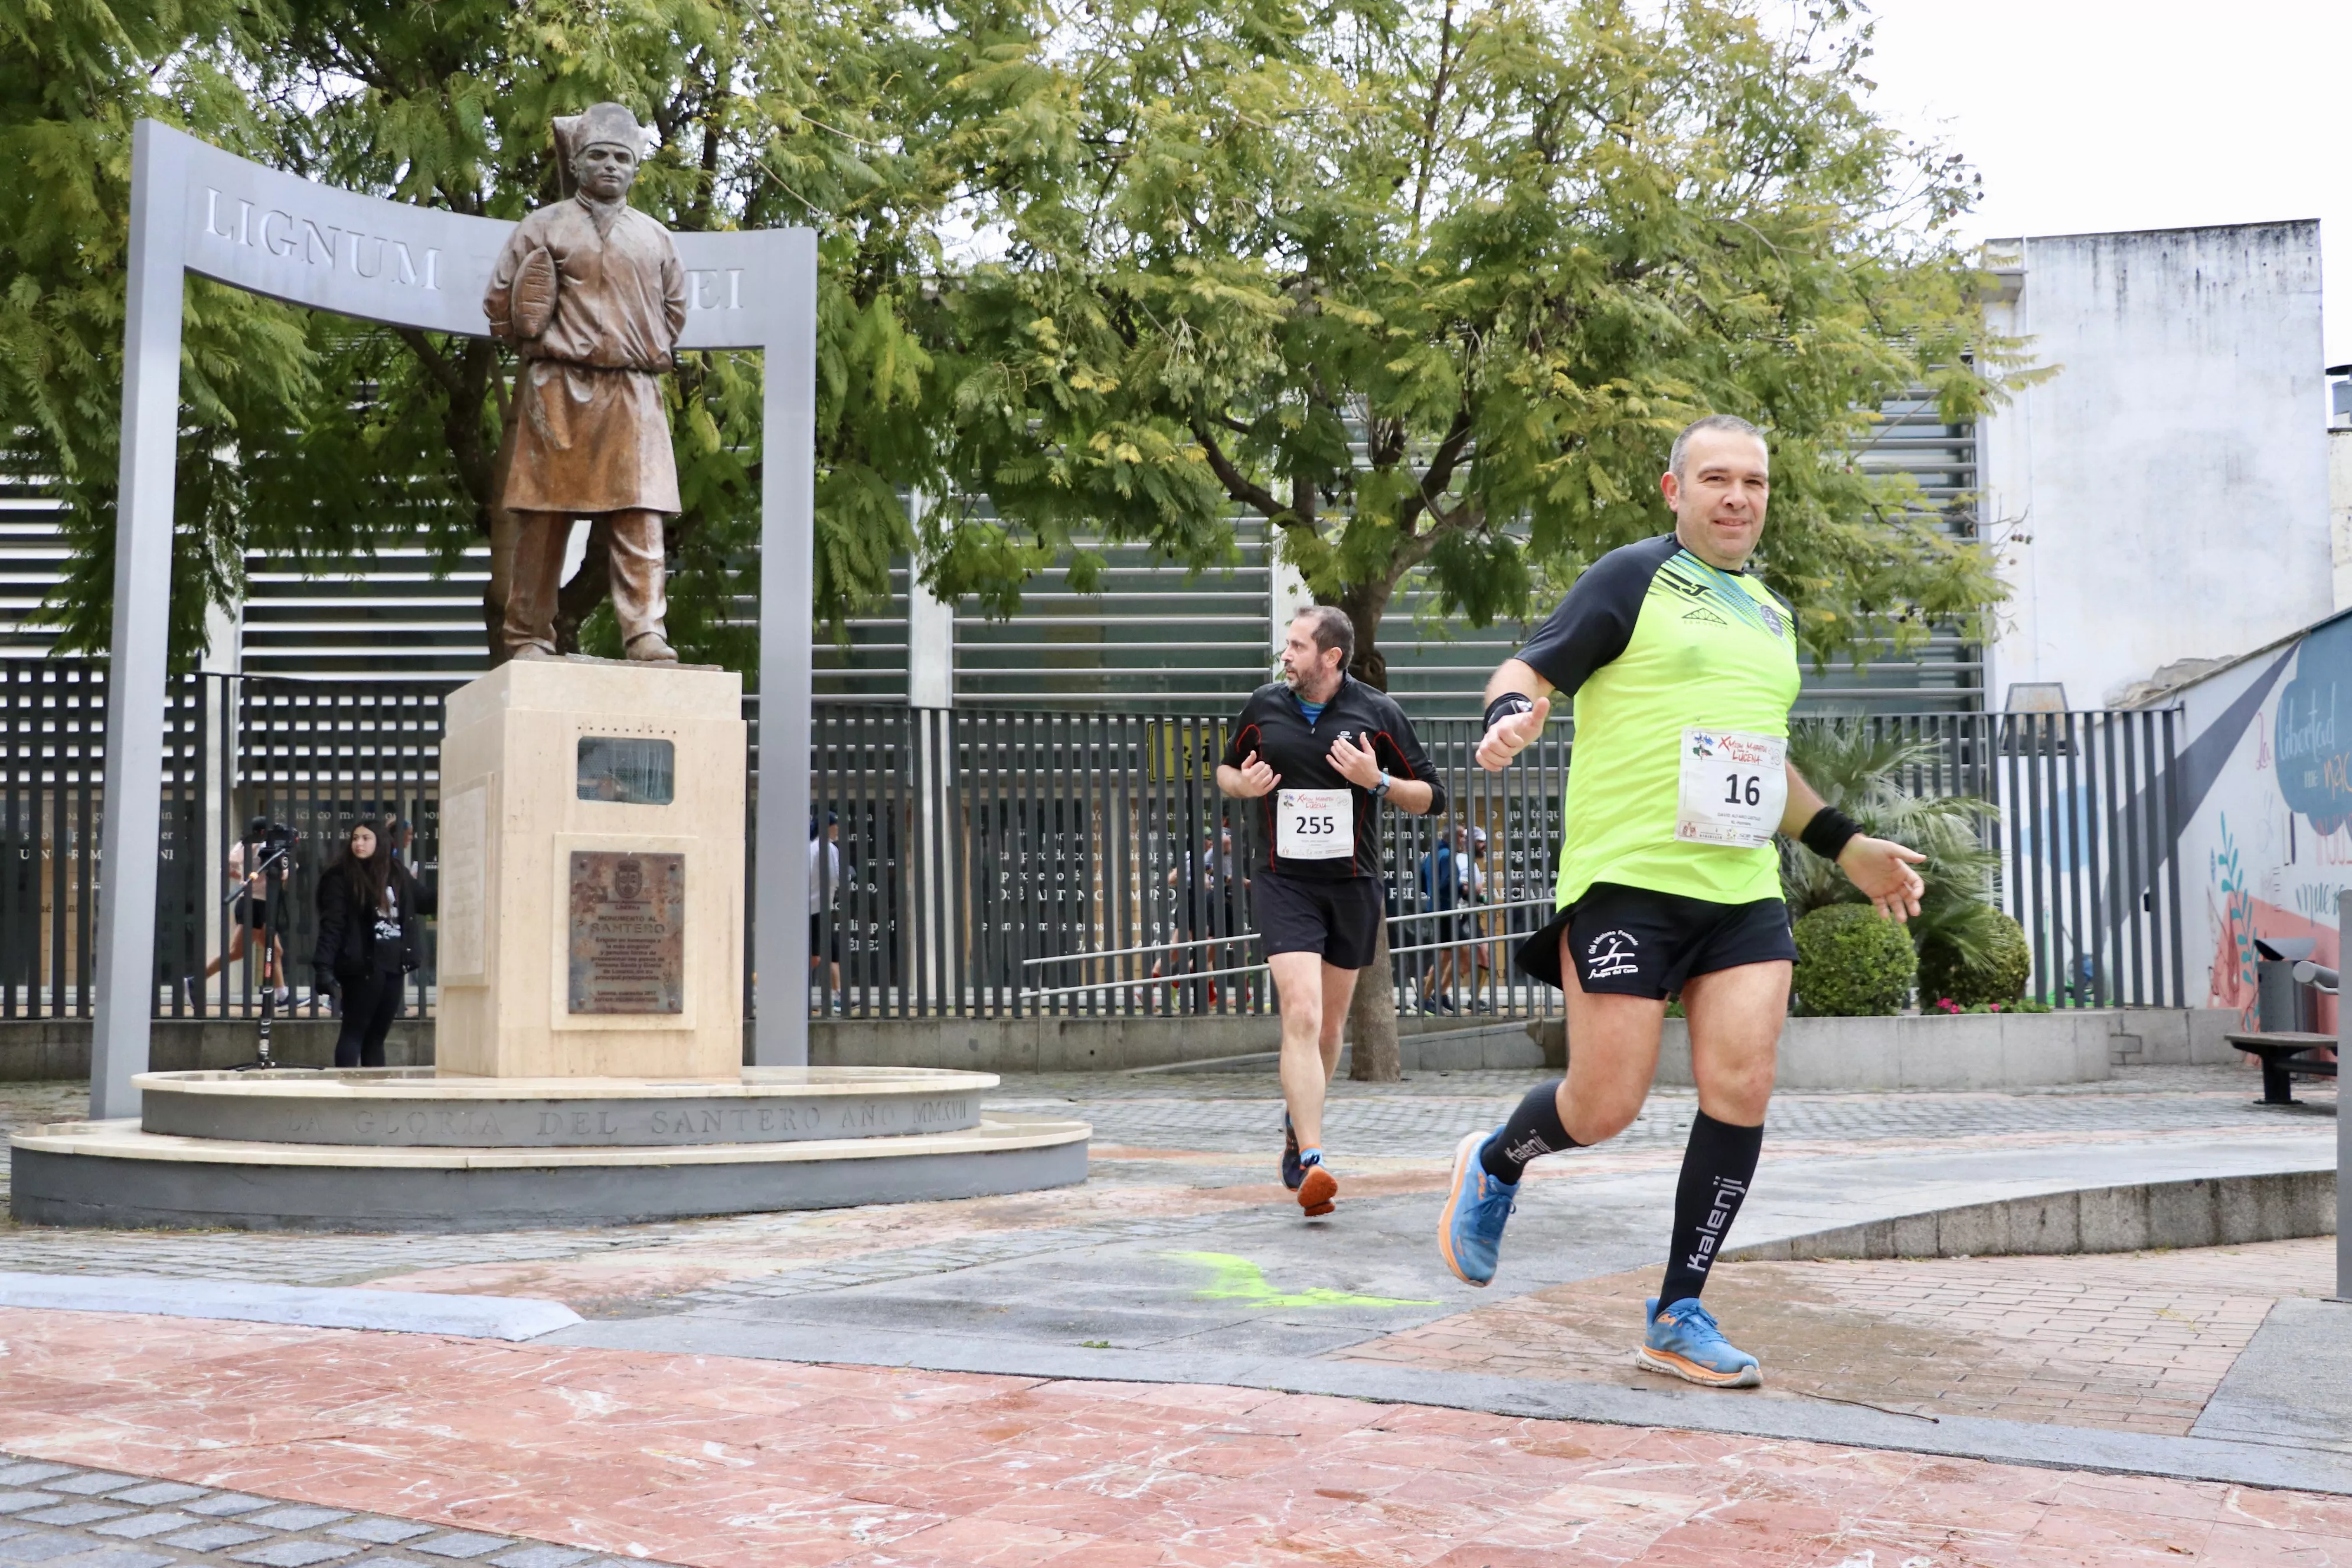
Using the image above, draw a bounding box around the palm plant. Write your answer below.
[1782,720,2006,972]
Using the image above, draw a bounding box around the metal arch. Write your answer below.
[92,120,817,1117]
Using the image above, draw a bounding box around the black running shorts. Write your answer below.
[1255,870,1384,970]
[1517,881,1795,997]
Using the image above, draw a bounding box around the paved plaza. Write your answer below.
[4,1061,2352,1564]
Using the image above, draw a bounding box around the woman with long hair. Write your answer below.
[312,819,423,1069]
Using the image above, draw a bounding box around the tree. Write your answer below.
[1,0,316,662]
[932,0,2015,684]
[5,0,1061,669]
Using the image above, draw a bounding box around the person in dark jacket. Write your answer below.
[313,819,423,1069]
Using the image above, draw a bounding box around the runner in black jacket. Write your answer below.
[1218,606,1444,1216]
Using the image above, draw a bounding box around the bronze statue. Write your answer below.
[484,103,687,662]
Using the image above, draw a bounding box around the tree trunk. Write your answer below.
[1346,916,1400,1081]
[1338,577,1396,690]
[1338,573,1403,1081]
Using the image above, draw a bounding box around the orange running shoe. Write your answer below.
[1297,1161,1337,1217]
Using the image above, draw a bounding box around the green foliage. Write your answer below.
[936,0,2023,679]
[1782,718,2007,973]
[1919,909,2031,1008]
[7,0,2022,682]
[1,0,317,662]
[1791,901,1915,1017]
[4,0,1020,670]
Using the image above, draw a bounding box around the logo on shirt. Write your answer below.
[1658,572,1712,604]
[1584,928,1641,979]
[1681,607,1727,626]
[1756,602,1786,638]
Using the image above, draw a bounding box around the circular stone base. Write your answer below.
[9,1113,1088,1232]
[135,1066,995,1148]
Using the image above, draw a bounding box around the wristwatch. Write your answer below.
[1371,772,1393,799]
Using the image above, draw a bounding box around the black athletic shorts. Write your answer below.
[234,895,270,932]
[1255,870,1383,970]
[808,913,841,961]
[1517,881,1795,997]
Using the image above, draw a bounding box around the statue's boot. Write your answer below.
[626,632,679,662]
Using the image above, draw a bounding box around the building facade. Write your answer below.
[1979,220,2333,711]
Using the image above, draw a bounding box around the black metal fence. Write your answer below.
[0,662,2189,1021]
[805,705,1571,1021]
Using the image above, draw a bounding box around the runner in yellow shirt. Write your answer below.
[1436,415,1928,1387]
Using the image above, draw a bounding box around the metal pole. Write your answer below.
[2338,887,2351,1302]
[89,120,189,1120]
[750,230,819,1067]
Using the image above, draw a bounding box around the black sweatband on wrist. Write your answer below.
[1799,806,1863,862]
[1484,692,1536,731]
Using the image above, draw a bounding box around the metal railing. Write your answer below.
[805,705,1572,1020]
[0,662,2187,1023]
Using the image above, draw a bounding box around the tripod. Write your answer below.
[224,837,312,1073]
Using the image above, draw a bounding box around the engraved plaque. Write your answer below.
[567,850,685,1014]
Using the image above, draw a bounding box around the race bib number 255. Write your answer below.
[1675,729,1787,850]
[1276,788,1354,860]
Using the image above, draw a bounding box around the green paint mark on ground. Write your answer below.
[1164,1252,1439,1309]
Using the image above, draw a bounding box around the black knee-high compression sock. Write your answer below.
[1481,1079,1577,1182]
[1659,1110,1765,1305]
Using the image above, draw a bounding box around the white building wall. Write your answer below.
[2331,427,2352,613]
[1981,221,2330,709]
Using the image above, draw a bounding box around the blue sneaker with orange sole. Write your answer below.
[1437,1128,1518,1286]
[1638,1296,1762,1387]
[1280,1112,1304,1192]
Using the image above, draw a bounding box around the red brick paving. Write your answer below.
[0,1306,2347,1565]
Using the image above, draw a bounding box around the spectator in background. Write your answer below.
[312,819,424,1069]
[186,817,290,1010]
[384,816,436,915]
[1417,825,1476,1014]
[809,812,842,1004]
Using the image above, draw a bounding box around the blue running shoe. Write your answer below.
[1638,1296,1761,1388]
[1437,1128,1517,1286]
[1280,1111,1304,1192]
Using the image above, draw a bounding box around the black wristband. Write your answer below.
[1799,806,1864,862]
[1484,692,1536,731]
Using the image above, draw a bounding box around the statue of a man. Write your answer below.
[484,103,687,662]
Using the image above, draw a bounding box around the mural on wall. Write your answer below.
[2170,621,2350,1022]
[2275,618,2352,834]
[2207,816,2258,1015]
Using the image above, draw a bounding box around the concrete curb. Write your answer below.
[0,1272,583,1340]
[1726,1168,2335,1262]
[549,1316,2352,1495]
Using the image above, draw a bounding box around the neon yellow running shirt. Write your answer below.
[1515,534,1801,908]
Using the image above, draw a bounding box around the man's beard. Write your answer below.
[1283,662,1337,700]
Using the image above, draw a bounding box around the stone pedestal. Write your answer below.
[435,658,744,1080]
[8,654,1093,1233]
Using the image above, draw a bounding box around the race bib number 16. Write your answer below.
[1675,729,1788,850]
[1276,788,1354,860]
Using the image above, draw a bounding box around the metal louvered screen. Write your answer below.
[0,667,2175,1021]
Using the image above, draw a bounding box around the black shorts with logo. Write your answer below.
[1255,870,1384,970]
[1517,881,1795,998]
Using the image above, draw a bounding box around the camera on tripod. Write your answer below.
[244,817,298,877]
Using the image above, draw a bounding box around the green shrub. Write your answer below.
[1792,903,1916,1017]
[1917,912,2031,1008]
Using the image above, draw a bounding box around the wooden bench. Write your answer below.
[2225,1031,2338,1105]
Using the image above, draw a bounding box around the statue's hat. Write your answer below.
[553,103,651,165]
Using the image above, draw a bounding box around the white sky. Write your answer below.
[1857,0,2352,367]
